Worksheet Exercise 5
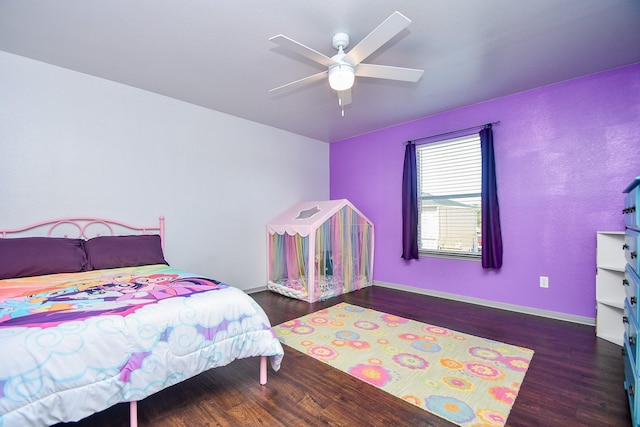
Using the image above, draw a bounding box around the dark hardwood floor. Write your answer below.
[59,286,630,426]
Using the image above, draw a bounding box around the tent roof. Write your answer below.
[267,199,372,237]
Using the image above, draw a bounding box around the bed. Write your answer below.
[0,217,284,426]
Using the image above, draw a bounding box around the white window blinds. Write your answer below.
[416,134,482,256]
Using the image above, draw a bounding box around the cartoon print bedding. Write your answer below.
[0,264,284,426]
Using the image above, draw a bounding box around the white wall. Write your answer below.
[0,51,329,290]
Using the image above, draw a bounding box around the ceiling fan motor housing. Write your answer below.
[329,32,355,91]
[332,32,350,50]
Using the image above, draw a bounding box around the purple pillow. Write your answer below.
[84,234,168,270]
[0,237,88,280]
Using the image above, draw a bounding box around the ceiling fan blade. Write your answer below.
[338,89,352,106]
[344,11,411,66]
[355,63,424,82]
[269,71,328,95]
[269,34,336,67]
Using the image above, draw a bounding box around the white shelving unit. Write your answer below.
[596,231,626,346]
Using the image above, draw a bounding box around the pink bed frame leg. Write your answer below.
[260,356,267,385]
[130,401,138,427]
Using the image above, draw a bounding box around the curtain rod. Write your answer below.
[405,121,500,145]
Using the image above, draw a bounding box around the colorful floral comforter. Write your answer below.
[0,264,284,426]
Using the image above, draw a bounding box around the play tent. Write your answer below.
[267,199,374,302]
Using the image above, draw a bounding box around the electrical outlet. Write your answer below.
[540,276,549,288]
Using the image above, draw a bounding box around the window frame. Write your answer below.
[416,134,482,261]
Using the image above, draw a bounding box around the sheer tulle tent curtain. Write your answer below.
[480,125,503,269]
[401,141,419,260]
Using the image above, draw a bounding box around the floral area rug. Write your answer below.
[274,302,534,426]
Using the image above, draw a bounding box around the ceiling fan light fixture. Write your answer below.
[328,63,355,91]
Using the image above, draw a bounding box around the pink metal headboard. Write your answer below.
[0,216,165,249]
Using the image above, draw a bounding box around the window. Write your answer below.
[416,134,481,258]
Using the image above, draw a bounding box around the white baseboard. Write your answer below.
[373,280,596,326]
[245,285,268,294]
[245,280,595,326]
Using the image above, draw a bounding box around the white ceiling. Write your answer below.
[1,1,639,143]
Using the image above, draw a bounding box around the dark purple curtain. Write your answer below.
[401,142,419,260]
[480,125,503,269]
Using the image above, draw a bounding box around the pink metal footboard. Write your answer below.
[260,355,268,385]
[127,356,268,426]
[130,401,138,427]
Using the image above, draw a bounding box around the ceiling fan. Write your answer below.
[269,11,424,115]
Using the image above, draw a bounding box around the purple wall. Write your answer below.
[330,63,640,319]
